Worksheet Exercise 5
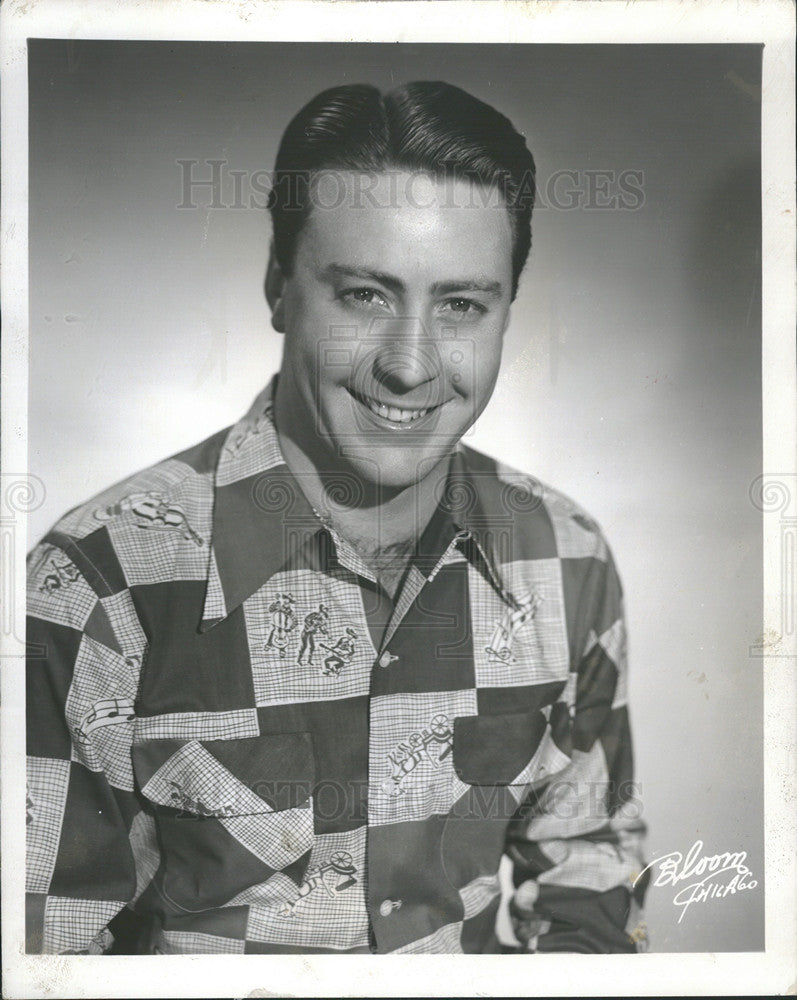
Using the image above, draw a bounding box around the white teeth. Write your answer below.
[364,397,429,424]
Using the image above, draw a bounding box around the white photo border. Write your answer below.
[2,1,795,997]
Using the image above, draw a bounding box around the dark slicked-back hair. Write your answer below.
[268,81,536,298]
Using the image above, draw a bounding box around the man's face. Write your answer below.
[273,170,514,491]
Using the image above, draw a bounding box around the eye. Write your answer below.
[341,287,390,310]
[440,297,486,318]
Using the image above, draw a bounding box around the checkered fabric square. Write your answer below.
[216,398,284,487]
[547,503,610,561]
[244,828,369,951]
[509,727,573,803]
[368,689,477,827]
[520,743,611,841]
[71,711,136,791]
[65,635,137,788]
[26,757,71,893]
[244,568,375,706]
[469,557,570,689]
[42,897,126,955]
[27,546,98,630]
[598,617,629,708]
[106,518,202,589]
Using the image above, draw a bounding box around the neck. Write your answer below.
[279,434,446,549]
[273,394,448,581]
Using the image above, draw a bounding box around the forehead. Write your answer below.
[296,170,513,277]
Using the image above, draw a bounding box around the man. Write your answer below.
[297,603,329,666]
[26,81,648,954]
[264,591,297,656]
[319,626,358,678]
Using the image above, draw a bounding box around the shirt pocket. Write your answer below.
[132,732,315,912]
[452,710,548,786]
[441,711,550,894]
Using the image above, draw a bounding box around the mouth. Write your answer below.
[348,389,441,428]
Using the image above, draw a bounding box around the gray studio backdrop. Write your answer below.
[28,41,763,952]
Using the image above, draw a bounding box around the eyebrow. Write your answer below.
[430,279,503,298]
[323,263,504,298]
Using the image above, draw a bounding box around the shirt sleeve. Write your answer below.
[504,546,649,953]
[26,539,142,954]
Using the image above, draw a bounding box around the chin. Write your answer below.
[334,445,451,494]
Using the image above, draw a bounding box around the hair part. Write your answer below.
[268,81,536,299]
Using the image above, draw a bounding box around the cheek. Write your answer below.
[283,303,329,370]
[470,326,506,389]
[285,291,369,369]
[284,280,328,335]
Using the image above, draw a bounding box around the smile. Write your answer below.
[366,397,429,424]
[350,389,439,427]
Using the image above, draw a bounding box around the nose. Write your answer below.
[370,318,438,395]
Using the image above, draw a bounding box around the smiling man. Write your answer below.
[26,82,648,955]
[269,164,514,599]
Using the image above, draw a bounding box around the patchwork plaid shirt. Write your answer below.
[26,381,647,955]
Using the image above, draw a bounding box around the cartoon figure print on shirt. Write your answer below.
[297,603,330,665]
[264,592,297,657]
[263,595,358,678]
[318,627,358,677]
[381,713,454,797]
[277,851,358,917]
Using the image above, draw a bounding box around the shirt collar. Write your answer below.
[200,379,323,630]
[442,445,526,605]
[200,380,513,629]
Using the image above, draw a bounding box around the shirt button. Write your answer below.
[379,899,402,917]
[378,651,399,668]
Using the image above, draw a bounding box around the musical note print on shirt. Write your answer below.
[72,697,136,745]
[485,590,542,664]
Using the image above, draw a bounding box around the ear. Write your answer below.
[265,244,287,333]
